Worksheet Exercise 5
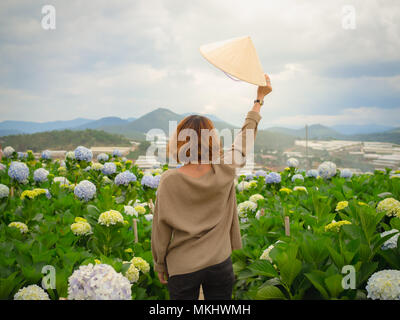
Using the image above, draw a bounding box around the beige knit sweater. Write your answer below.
[151,110,262,276]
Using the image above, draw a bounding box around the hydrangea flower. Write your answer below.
[141,174,161,188]
[0,163,5,171]
[293,186,307,193]
[255,170,268,178]
[97,153,109,162]
[318,161,337,179]
[287,158,299,168]
[366,270,400,300]
[237,201,257,217]
[20,188,48,200]
[65,151,75,160]
[115,171,137,186]
[377,198,400,218]
[306,169,319,178]
[3,146,15,158]
[144,214,153,221]
[8,221,28,234]
[237,181,250,192]
[98,210,124,226]
[8,161,29,182]
[131,257,150,273]
[0,184,9,198]
[102,176,112,184]
[124,205,138,217]
[53,176,70,185]
[74,180,96,201]
[291,174,304,183]
[14,285,50,300]
[279,187,292,194]
[125,264,139,283]
[265,172,281,184]
[71,217,92,236]
[18,152,27,159]
[380,229,399,250]
[249,194,264,203]
[41,150,52,160]
[260,244,274,263]
[340,168,353,178]
[74,146,93,161]
[112,149,122,158]
[90,163,103,171]
[245,173,254,181]
[67,263,132,300]
[336,201,349,211]
[324,220,351,232]
[33,168,49,183]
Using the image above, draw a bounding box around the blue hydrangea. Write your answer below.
[8,161,29,182]
[0,184,9,198]
[17,152,27,159]
[112,149,122,158]
[287,158,299,168]
[115,171,137,186]
[306,169,319,178]
[340,169,353,179]
[141,175,161,188]
[291,174,304,182]
[74,146,93,161]
[102,162,117,175]
[97,153,109,162]
[244,173,254,181]
[318,161,337,179]
[265,172,281,184]
[74,180,96,201]
[44,188,52,199]
[41,150,52,160]
[33,168,49,182]
[255,170,267,178]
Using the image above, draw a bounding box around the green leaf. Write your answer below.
[255,285,286,300]
[324,274,344,298]
[248,260,278,278]
[305,271,329,299]
[279,258,302,287]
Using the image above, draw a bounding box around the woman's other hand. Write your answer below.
[257,74,272,100]
[158,271,168,284]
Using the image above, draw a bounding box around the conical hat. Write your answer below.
[199,36,266,86]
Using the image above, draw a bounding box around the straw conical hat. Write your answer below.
[199,36,266,86]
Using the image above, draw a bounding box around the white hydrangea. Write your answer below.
[260,244,274,263]
[237,201,257,217]
[71,218,92,236]
[293,186,308,193]
[249,194,264,203]
[381,229,399,250]
[318,161,337,179]
[66,151,75,160]
[377,198,400,218]
[3,146,15,158]
[8,221,28,234]
[144,214,153,221]
[14,285,50,300]
[0,184,10,198]
[124,205,138,217]
[366,270,400,300]
[237,181,250,192]
[68,264,132,300]
[53,177,70,185]
[125,264,140,283]
[287,157,299,168]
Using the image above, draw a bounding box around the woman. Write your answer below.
[151,74,272,300]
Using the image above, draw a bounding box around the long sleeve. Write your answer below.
[221,110,262,169]
[230,200,243,251]
[151,180,173,274]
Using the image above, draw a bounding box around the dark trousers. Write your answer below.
[167,256,235,300]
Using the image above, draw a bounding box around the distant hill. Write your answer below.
[332,124,395,135]
[181,112,223,122]
[72,117,130,130]
[0,129,131,152]
[267,124,344,139]
[0,118,93,134]
[347,127,400,144]
[0,129,24,137]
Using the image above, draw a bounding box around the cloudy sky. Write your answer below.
[0,0,399,128]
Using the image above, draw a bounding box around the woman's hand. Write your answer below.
[257,74,272,100]
[158,271,168,285]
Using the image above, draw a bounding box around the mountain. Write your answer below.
[181,112,223,122]
[72,117,130,130]
[0,129,131,152]
[0,129,24,137]
[347,127,400,144]
[267,124,343,139]
[0,118,92,134]
[332,124,395,135]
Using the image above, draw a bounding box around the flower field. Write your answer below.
[1,146,400,300]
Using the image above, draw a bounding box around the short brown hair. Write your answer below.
[167,115,222,164]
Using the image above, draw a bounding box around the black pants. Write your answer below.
[167,256,235,300]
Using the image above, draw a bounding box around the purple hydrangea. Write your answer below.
[245,173,255,181]
[8,161,29,182]
[141,175,161,189]
[74,146,93,162]
[74,180,96,201]
[115,171,137,186]
[265,172,281,184]
[291,174,304,182]
[255,170,268,178]
[102,162,117,175]
[34,168,49,182]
